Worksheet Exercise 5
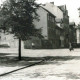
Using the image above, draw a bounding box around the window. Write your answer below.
[56,29,60,35]
[47,14,49,20]
[52,17,54,22]
[47,14,55,23]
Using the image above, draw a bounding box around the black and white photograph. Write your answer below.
[0,0,80,80]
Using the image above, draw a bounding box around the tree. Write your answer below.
[0,0,40,60]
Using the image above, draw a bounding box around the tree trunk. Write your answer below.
[18,38,21,60]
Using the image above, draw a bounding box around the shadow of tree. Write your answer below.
[0,53,80,67]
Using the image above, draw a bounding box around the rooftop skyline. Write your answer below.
[36,0,80,25]
[0,0,80,25]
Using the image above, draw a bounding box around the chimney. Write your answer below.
[50,2,54,5]
[42,4,46,6]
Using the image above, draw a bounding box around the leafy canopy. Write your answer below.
[0,0,40,40]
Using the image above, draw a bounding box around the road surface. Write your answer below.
[0,48,80,80]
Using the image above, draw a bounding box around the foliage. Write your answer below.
[0,0,40,40]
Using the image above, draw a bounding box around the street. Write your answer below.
[0,0,79,80]
[0,48,80,57]
[0,48,80,80]
[0,56,80,80]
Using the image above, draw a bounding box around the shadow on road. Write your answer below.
[0,53,80,67]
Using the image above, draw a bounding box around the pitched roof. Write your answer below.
[41,2,63,19]
[58,5,66,12]
[40,6,56,18]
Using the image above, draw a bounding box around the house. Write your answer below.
[58,5,69,47]
[24,2,69,49]
[41,2,69,48]
[23,6,56,49]
[33,7,56,49]
[25,6,64,49]
[55,18,64,48]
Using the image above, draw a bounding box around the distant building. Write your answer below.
[76,24,80,43]
[69,22,77,43]
[58,5,69,47]
[0,31,23,48]
[55,18,64,48]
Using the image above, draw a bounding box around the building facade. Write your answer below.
[0,2,70,49]
[34,7,56,49]
[55,19,64,48]
[58,5,69,47]
[24,5,65,49]
[42,2,69,48]
[23,6,56,49]
[69,22,77,43]
[76,24,80,43]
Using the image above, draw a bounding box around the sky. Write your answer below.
[0,0,80,25]
[0,0,5,4]
[36,0,80,25]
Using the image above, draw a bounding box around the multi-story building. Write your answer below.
[33,7,56,49]
[23,6,56,49]
[58,5,69,47]
[21,2,69,49]
[24,4,66,49]
[41,2,69,48]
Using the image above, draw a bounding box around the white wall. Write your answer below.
[0,32,24,48]
[33,7,48,39]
